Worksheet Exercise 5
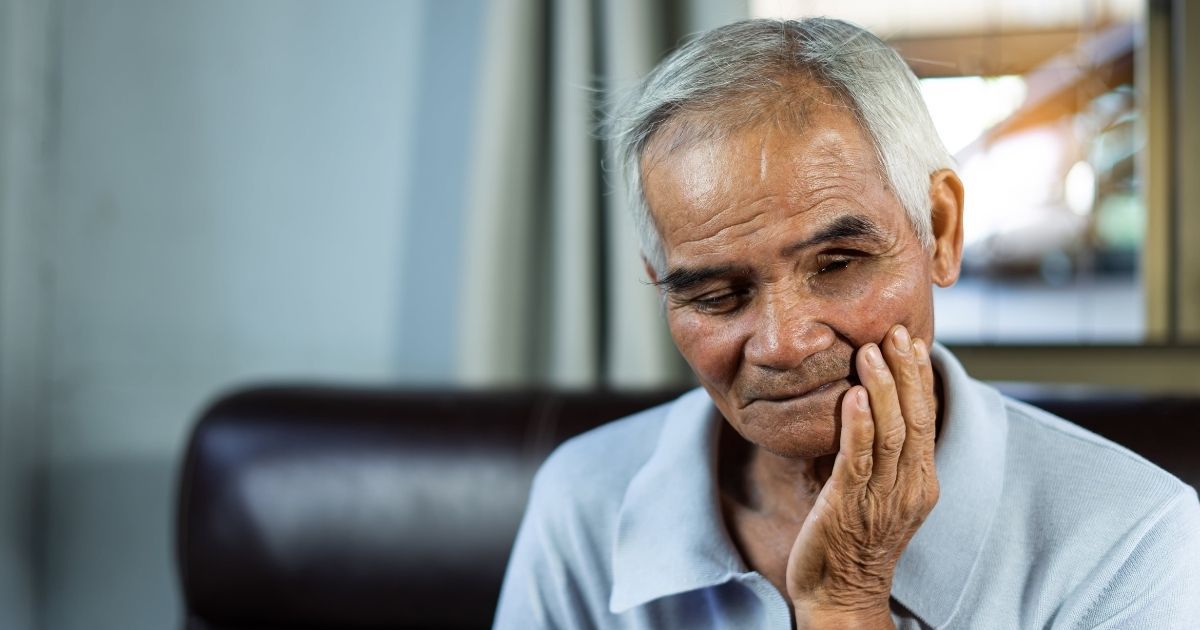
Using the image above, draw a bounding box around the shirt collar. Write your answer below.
[890,342,1007,628]
[609,343,1007,627]
[609,387,740,613]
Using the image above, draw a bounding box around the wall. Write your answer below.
[0,1,484,628]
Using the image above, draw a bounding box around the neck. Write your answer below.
[717,423,832,522]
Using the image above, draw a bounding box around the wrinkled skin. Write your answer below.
[641,100,964,627]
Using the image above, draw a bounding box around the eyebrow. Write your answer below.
[782,214,889,256]
[654,215,888,295]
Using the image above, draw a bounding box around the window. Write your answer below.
[752,0,1150,344]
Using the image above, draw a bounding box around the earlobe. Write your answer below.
[928,169,964,288]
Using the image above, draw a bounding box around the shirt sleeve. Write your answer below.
[1071,486,1200,629]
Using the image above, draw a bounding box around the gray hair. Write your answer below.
[608,18,953,275]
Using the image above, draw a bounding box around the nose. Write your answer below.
[744,292,834,372]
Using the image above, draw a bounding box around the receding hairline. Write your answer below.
[638,71,850,165]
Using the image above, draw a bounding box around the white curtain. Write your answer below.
[457,0,747,388]
[0,0,52,627]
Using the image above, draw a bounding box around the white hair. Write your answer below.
[608,17,953,275]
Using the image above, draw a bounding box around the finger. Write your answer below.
[898,337,937,478]
[857,343,904,494]
[915,337,935,394]
[880,326,929,459]
[881,326,925,419]
[831,385,874,491]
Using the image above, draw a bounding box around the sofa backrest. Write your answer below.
[176,387,679,629]
[176,385,1199,629]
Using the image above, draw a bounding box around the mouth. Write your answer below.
[743,377,850,408]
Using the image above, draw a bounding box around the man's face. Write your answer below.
[642,102,959,459]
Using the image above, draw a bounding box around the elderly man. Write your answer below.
[493,18,1199,629]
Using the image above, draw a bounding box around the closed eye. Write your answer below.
[690,287,751,314]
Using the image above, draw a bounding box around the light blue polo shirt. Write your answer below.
[493,344,1200,629]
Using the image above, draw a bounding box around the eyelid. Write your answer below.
[694,288,740,303]
[818,246,869,257]
[814,249,868,274]
[665,288,724,308]
[668,273,752,298]
[689,286,751,314]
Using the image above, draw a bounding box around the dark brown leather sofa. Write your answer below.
[175,385,1199,630]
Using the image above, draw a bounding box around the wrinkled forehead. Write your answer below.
[637,82,889,223]
[640,97,890,235]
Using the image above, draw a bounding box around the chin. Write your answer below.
[724,379,849,459]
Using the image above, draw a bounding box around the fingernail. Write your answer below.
[914,338,927,360]
[866,344,884,368]
[856,388,869,411]
[893,326,911,352]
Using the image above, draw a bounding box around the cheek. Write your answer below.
[828,266,933,345]
[666,312,744,386]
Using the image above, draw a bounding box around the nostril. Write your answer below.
[745,322,835,372]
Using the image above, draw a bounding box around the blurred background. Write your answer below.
[1,0,1198,628]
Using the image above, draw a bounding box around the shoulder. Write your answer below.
[946,382,1200,625]
[494,394,686,626]
[1000,395,1200,625]
[532,396,673,499]
[998,391,1192,514]
[521,393,679,536]
[494,397,683,628]
[987,387,1199,596]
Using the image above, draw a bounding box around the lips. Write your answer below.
[743,377,850,407]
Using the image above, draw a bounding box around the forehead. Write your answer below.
[640,103,900,260]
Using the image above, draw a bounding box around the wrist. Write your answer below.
[793,600,894,630]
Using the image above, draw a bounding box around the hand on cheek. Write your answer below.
[786,325,939,629]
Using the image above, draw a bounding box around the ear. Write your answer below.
[928,169,964,288]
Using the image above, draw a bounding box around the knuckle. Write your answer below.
[901,485,940,518]
[915,484,940,513]
[850,451,874,480]
[879,423,906,453]
[907,411,934,434]
[897,366,927,401]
